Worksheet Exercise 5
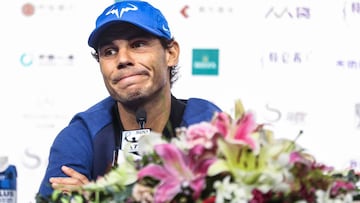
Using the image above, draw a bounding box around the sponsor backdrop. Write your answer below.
[1,0,360,202]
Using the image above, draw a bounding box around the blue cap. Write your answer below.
[88,0,172,49]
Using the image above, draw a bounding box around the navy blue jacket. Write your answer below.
[37,95,221,197]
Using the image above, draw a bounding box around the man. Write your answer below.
[37,0,222,198]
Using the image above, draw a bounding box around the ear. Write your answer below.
[166,41,180,67]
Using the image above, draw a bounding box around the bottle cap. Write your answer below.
[0,156,9,172]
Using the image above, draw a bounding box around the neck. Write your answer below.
[117,92,172,133]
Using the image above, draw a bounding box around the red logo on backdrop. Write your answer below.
[22,3,35,16]
[181,5,189,18]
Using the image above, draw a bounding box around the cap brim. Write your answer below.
[88,21,120,49]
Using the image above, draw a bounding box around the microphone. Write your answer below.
[136,108,147,129]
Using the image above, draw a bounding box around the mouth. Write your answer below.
[121,74,144,83]
[113,70,148,86]
[119,73,138,81]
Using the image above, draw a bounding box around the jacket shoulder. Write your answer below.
[182,97,222,126]
[69,96,115,136]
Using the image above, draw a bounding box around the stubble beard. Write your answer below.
[121,90,147,109]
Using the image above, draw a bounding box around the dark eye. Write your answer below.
[104,48,117,56]
[99,47,118,58]
[131,40,147,48]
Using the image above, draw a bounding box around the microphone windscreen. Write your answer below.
[136,108,147,123]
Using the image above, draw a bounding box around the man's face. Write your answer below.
[96,23,178,106]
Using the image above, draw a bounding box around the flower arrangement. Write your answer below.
[36,100,360,203]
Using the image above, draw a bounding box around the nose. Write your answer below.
[116,47,133,69]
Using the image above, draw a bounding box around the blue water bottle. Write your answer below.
[0,156,17,203]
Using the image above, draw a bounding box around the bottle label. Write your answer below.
[0,190,16,203]
[0,165,17,203]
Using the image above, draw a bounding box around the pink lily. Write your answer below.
[211,112,232,137]
[137,143,215,202]
[226,112,257,150]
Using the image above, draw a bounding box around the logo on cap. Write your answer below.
[106,3,138,18]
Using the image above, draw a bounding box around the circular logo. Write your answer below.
[20,53,33,67]
[22,3,35,17]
